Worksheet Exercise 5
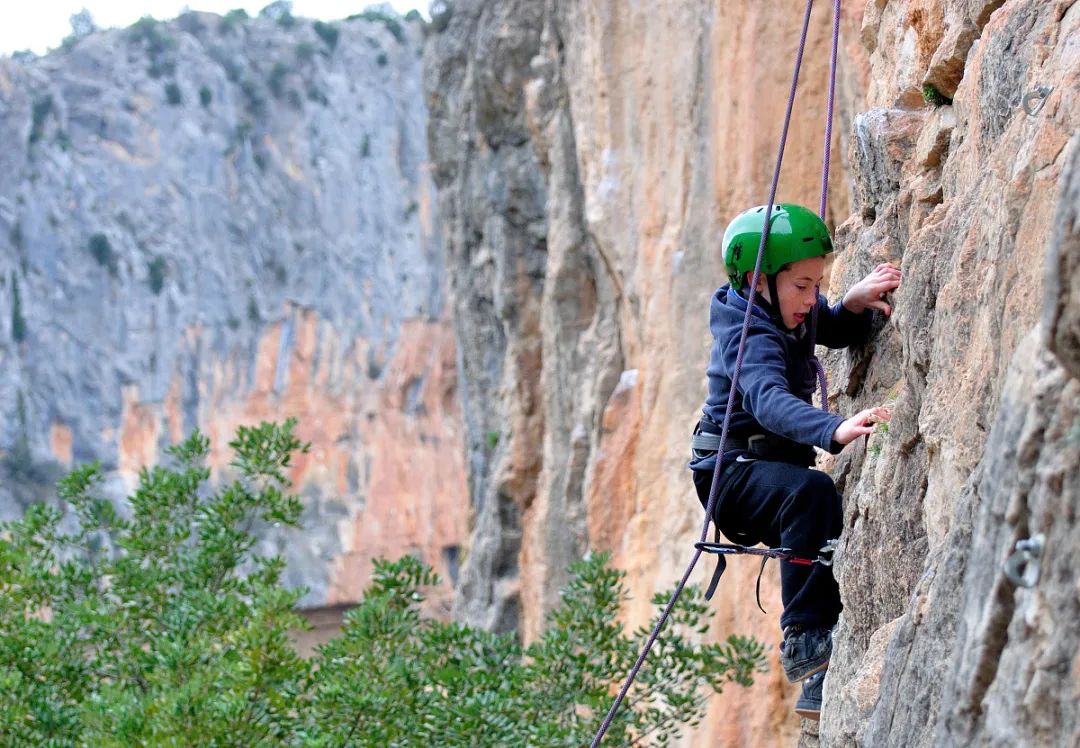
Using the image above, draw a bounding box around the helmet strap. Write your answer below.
[766,273,782,317]
[741,273,784,323]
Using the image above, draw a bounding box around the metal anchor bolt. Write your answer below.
[1003,533,1045,588]
[1021,85,1053,116]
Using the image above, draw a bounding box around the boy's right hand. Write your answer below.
[834,407,892,445]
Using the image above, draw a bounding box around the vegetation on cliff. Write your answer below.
[0,421,764,746]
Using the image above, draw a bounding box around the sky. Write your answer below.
[0,1,427,55]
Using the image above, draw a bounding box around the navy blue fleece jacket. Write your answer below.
[690,284,873,472]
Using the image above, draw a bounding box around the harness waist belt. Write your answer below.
[693,418,813,466]
[691,431,755,453]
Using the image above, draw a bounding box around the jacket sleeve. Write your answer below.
[813,294,874,349]
[722,322,845,450]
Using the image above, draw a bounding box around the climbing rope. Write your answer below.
[589,1,841,744]
[808,0,842,394]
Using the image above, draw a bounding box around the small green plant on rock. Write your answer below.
[61,9,97,50]
[922,83,952,107]
[240,78,267,117]
[295,41,316,63]
[313,21,340,51]
[164,81,183,106]
[867,421,890,457]
[10,274,27,342]
[88,233,118,276]
[268,62,290,99]
[346,10,405,43]
[28,95,54,145]
[219,8,249,33]
[128,16,176,78]
[147,256,167,294]
[306,84,328,105]
[260,1,295,28]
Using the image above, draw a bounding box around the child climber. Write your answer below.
[688,203,900,720]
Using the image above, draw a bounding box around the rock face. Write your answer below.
[427,0,1078,745]
[822,1,1080,745]
[0,11,468,612]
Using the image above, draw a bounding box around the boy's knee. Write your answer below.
[795,471,843,523]
[797,470,838,499]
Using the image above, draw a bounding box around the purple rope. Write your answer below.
[589,1,817,744]
[819,0,841,220]
[810,0,841,408]
[811,357,829,411]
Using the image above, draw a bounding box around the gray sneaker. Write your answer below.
[795,669,824,720]
[779,626,832,682]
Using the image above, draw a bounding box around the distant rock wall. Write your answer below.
[427,0,1078,745]
[0,11,467,613]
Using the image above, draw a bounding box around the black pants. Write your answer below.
[693,458,843,630]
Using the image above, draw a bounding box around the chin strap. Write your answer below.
[766,274,782,323]
[742,275,786,328]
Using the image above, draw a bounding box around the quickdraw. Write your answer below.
[696,538,839,613]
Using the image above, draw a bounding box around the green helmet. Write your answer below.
[723,203,833,290]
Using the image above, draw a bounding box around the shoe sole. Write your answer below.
[795,706,821,721]
[786,658,830,683]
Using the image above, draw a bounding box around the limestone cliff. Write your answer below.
[0,10,467,614]
[426,0,1078,745]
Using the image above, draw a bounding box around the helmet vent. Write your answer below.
[802,236,815,242]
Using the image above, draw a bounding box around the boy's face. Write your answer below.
[753,255,826,330]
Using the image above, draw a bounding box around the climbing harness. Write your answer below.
[1003,533,1045,588]
[590,0,843,744]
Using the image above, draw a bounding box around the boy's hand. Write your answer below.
[842,262,901,315]
[834,406,892,446]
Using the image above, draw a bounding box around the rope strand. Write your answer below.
[809,0,842,401]
[819,0,841,220]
